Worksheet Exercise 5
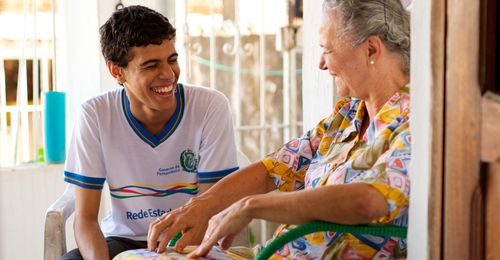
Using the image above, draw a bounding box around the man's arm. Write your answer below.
[74,186,109,260]
[148,161,276,252]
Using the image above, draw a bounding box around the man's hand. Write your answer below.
[147,195,214,253]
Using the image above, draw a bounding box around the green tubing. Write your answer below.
[167,232,183,247]
[255,221,407,260]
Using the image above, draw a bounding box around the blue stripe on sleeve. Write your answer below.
[198,167,239,184]
[64,171,106,190]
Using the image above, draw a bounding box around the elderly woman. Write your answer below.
[147,0,410,258]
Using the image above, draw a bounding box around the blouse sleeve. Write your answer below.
[261,115,334,192]
[353,120,411,224]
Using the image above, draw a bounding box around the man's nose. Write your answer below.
[159,63,175,80]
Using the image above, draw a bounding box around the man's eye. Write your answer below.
[168,59,178,64]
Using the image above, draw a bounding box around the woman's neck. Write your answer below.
[364,68,409,121]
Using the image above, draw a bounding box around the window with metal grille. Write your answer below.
[0,0,55,167]
[174,0,303,244]
[177,0,303,163]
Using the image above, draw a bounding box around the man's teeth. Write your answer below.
[152,86,173,93]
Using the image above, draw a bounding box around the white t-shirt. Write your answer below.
[64,83,238,240]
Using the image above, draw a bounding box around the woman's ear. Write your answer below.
[107,61,125,85]
[366,36,382,65]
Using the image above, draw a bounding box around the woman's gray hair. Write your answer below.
[323,0,410,75]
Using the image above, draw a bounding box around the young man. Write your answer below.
[62,5,238,260]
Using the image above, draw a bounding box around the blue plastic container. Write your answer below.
[43,91,66,163]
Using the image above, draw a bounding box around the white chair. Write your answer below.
[43,150,251,260]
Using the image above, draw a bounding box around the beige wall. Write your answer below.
[0,164,69,259]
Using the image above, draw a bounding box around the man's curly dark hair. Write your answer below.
[99,5,176,68]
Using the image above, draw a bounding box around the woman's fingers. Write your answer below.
[188,209,244,257]
[188,230,221,257]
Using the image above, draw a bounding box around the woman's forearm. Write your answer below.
[195,161,276,215]
[243,183,389,225]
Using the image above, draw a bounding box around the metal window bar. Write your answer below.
[209,0,217,90]
[0,57,7,131]
[33,0,40,163]
[231,0,242,147]
[15,0,30,164]
[258,0,266,160]
[257,0,268,245]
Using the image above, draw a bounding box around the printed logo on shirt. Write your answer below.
[126,208,172,220]
[180,148,198,172]
[157,165,181,176]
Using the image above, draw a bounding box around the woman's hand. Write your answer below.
[147,196,215,253]
[188,197,253,257]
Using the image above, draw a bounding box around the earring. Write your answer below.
[370,60,375,65]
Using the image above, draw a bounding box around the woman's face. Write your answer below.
[318,11,370,99]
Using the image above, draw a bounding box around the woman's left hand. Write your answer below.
[188,197,253,257]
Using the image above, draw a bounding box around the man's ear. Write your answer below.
[107,61,125,85]
[365,36,382,65]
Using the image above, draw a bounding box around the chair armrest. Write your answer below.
[255,221,408,260]
[44,185,75,260]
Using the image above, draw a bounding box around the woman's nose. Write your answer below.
[318,55,327,70]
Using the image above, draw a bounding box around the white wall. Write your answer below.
[0,164,66,260]
[56,0,103,139]
[301,0,335,131]
[408,0,431,258]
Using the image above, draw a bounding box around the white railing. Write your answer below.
[0,55,49,167]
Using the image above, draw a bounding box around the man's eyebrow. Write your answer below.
[139,53,179,67]
[168,53,179,59]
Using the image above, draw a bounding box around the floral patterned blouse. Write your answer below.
[261,86,411,259]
